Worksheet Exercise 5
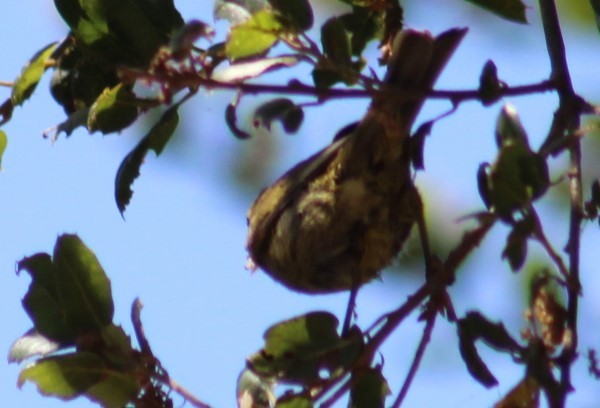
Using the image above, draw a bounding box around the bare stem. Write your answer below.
[138,69,555,105]
[538,0,582,406]
[168,378,212,408]
[390,312,437,408]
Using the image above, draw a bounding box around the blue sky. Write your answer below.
[1,1,599,407]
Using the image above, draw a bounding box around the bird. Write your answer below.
[246,27,467,294]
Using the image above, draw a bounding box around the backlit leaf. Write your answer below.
[11,42,58,106]
[115,104,180,214]
[8,329,60,363]
[18,352,139,407]
[87,84,139,134]
[225,10,283,60]
[53,234,114,332]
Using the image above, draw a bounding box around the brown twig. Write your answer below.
[390,310,437,408]
[529,208,570,281]
[139,69,555,105]
[538,1,583,406]
[168,378,212,408]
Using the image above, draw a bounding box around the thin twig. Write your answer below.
[0,80,13,87]
[139,70,555,104]
[390,311,437,408]
[538,1,582,407]
[529,208,570,281]
[168,378,212,408]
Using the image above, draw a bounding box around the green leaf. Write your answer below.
[339,7,384,56]
[18,253,76,343]
[11,42,58,106]
[248,312,362,384]
[502,215,535,272]
[115,105,180,214]
[18,352,139,407]
[8,330,60,364]
[276,394,313,407]
[268,0,313,31]
[0,129,7,170]
[53,234,114,332]
[464,0,528,24]
[253,98,304,134]
[350,368,390,408]
[321,17,352,66]
[225,10,283,60]
[87,84,139,134]
[54,0,182,67]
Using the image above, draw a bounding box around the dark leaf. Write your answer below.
[87,84,139,134]
[503,215,535,271]
[321,17,352,66]
[18,253,75,343]
[311,66,346,89]
[591,179,600,205]
[115,104,180,214]
[11,42,58,106]
[349,367,390,408]
[248,311,362,384]
[464,0,528,24]
[225,10,283,60]
[502,226,528,271]
[225,102,252,139]
[53,234,114,332]
[268,0,313,31]
[8,329,61,364]
[478,60,503,106]
[410,121,433,170]
[457,315,499,388]
[339,7,384,56]
[253,98,304,134]
[55,0,182,67]
[460,311,522,353]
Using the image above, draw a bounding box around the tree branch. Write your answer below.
[538,1,582,406]
[134,69,555,105]
[390,311,437,408]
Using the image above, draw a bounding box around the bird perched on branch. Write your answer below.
[246,28,467,294]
